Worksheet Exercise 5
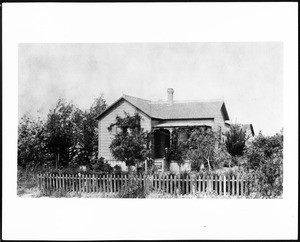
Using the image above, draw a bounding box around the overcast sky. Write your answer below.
[18,42,283,136]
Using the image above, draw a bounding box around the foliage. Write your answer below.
[90,157,114,173]
[245,131,283,170]
[165,127,231,172]
[165,128,190,167]
[184,128,230,171]
[43,98,79,167]
[109,112,150,168]
[18,94,107,171]
[17,166,39,192]
[118,175,146,198]
[18,114,48,169]
[225,124,248,157]
[245,131,283,197]
[114,165,122,174]
[72,95,107,167]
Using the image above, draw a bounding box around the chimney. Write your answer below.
[167,88,174,105]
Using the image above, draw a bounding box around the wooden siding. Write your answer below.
[98,99,152,161]
[213,108,228,142]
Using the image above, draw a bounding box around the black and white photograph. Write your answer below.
[2,3,298,240]
[17,42,283,199]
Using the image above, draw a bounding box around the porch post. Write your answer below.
[169,128,173,146]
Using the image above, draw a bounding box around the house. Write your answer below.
[96,88,231,172]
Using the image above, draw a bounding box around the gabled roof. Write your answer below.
[241,124,255,136]
[96,94,230,121]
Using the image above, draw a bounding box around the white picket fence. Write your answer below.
[37,173,250,196]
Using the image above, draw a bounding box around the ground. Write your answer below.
[17,186,253,199]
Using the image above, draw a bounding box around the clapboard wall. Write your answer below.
[98,99,152,167]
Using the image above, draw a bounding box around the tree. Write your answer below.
[18,94,107,171]
[70,94,107,168]
[165,128,187,168]
[108,112,150,171]
[245,131,283,170]
[225,124,247,155]
[245,131,283,197]
[44,99,78,168]
[18,114,47,169]
[183,128,230,172]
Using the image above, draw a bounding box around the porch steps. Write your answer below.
[154,159,164,171]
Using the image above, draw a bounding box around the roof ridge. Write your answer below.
[150,99,224,105]
[122,94,151,102]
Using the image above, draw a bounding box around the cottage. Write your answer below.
[96,88,231,172]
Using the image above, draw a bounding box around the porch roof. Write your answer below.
[153,121,213,128]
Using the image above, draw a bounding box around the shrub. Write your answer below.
[17,166,38,191]
[114,165,122,174]
[118,175,146,198]
[90,157,114,173]
[245,131,283,198]
[108,112,150,169]
[248,154,283,198]
[225,124,248,157]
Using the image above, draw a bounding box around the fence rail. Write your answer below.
[37,173,250,197]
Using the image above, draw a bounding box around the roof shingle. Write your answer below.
[122,94,229,120]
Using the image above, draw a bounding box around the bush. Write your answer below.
[114,165,122,174]
[245,131,283,198]
[17,166,38,191]
[225,124,247,157]
[90,157,114,173]
[248,154,283,198]
[118,175,146,198]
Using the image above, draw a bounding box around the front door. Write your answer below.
[154,129,170,159]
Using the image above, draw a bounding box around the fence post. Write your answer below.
[223,175,226,196]
[79,174,82,193]
[168,174,172,194]
[37,174,40,190]
[92,174,95,193]
[192,174,195,196]
[236,174,240,197]
[228,175,231,196]
[197,175,200,193]
[143,174,147,194]
[218,175,222,195]
[166,174,169,194]
[109,174,112,193]
[241,176,244,197]
[245,177,248,196]
[177,174,181,195]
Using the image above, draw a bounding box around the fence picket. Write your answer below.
[100,174,103,193]
[88,174,91,193]
[245,178,248,196]
[228,176,232,196]
[38,172,251,198]
[93,174,95,193]
[120,174,123,193]
[223,176,226,196]
[241,176,244,197]
[101,174,104,193]
[236,175,240,197]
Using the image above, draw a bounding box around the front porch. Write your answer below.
[151,122,212,172]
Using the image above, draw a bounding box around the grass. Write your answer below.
[18,186,280,199]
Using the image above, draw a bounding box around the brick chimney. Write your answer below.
[167,88,174,105]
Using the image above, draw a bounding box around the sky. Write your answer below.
[18,42,283,136]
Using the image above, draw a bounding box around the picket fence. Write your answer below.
[37,173,250,196]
